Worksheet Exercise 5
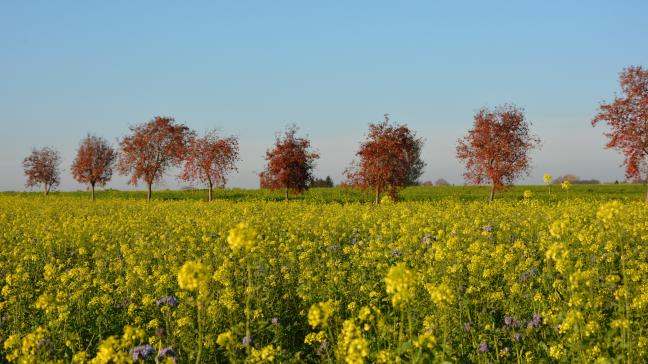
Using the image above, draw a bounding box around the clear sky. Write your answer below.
[1,1,647,191]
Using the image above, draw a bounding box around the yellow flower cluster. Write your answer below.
[337,320,369,364]
[308,300,339,328]
[227,222,257,253]
[384,263,416,308]
[177,260,211,291]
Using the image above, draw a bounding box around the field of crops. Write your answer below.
[1,189,648,363]
[5,183,646,203]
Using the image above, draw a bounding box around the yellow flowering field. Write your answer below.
[1,196,648,363]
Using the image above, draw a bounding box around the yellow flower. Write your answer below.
[425,282,455,306]
[177,261,211,291]
[561,180,571,190]
[227,222,257,252]
[548,344,566,360]
[596,200,624,224]
[337,320,369,364]
[543,173,552,185]
[308,300,338,328]
[248,344,282,363]
[216,331,235,349]
[384,263,416,308]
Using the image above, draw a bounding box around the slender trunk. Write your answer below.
[375,186,381,204]
[489,184,495,202]
[91,182,96,201]
[147,183,152,201]
[44,183,50,195]
[208,180,213,202]
[285,186,289,202]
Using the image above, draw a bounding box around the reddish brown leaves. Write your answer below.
[117,116,193,200]
[23,146,62,195]
[456,105,539,201]
[179,130,240,201]
[259,125,319,200]
[71,134,116,199]
[345,115,425,203]
[592,66,648,187]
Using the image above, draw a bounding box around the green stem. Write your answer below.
[245,263,253,355]
[196,302,203,364]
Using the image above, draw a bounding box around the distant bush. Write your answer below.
[552,175,600,184]
[309,176,334,188]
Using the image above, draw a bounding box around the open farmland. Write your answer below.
[1,188,648,363]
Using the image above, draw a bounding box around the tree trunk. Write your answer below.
[285,187,289,202]
[44,183,49,195]
[375,186,381,204]
[489,184,495,202]
[147,183,152,201]
[208,180,213,202]
[91,182,95,201]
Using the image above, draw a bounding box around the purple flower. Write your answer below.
[157,347,176,363]
[242,335,252,347]
[36,338,51,350]
[504,316,520,328]
[527,314,542,328]
[316,341,329,356]
[521,267,537,282]
[156,296,179,307]
[514,332,523,342]
[271,317,280,326]
[130,345,155,362]
[463,322,472,332]
[390,249,402,256]
[422,234,435,246]
[478,342,488,353]
[483,224,493,232]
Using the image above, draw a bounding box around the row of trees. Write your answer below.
[22,65,648,202]
[24,118,240,201]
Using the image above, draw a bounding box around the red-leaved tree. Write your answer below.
[71,134,117,200]
[259,125,319,201]
[456,104,540,201]
[23,146,62,195]
[179,130,240,201]
[592,66,648,202]
[345,114,425,203]
[118,116,193,201]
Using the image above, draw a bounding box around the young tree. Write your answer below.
[23,146,62,195]
[345,114,425,203]
[456,104,540,201]
[592,66,648,202]
[179,130,240,201]
[259,125,319,201]
[71,134,117,201]
[118,116,193,201]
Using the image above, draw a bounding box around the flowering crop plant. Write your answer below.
[1,194,647,363]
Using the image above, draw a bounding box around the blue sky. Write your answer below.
[1,1,647,190]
